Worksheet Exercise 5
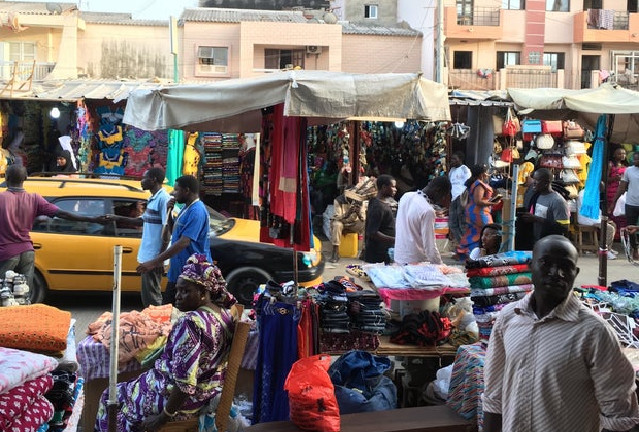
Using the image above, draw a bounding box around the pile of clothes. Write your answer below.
[390,310,452,346]
[466,250,533,345]
[316,279,384,353]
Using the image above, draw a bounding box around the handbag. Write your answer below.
[542,120,563,137]
[502,108,519,137]
[565,140,587,155]
[501,147,513,162]
[539,154,563,169]
[562,156,582,169]
[563,120,585,139]
[564,184,579,199]
[561,169,580,184]
[536,134,555,150]
[522,119,542,133]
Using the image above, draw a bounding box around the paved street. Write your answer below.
[60,241,638,346]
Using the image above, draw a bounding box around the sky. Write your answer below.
[12,0,199,20]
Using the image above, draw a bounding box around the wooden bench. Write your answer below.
[245,406,473,432]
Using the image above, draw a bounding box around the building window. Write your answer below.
[453,51,472,69]
[364,4,378,19]
[502,0,525,9]
[543,52,565,71]
[497,51,520,69]
[8,42,35,61]
[265,49,305,70]
[546,0,569,11]
[196,46,228,75]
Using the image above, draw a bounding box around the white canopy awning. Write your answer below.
[508,83,639,114]
[122,70,451,132]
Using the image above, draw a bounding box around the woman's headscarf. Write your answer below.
[56,149,77,173]
[180,254,236,308]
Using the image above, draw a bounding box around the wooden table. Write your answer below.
[246,405,473,432]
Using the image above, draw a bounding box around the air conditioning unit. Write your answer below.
[198,64,228,74]
[307,45,322,54]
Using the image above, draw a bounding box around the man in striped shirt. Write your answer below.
[483,235,639,432]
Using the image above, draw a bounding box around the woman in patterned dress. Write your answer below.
[457,165,501,259]
[95,254,236,432]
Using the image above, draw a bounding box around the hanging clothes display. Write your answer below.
[259,104,312,251]
[253,295,300,423]
[166,129,184,186]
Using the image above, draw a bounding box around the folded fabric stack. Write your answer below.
[44,371,84,432]
[347,291,385,334]
[466,251,533,346]
[316,281,350,334]
[0,347,59,432]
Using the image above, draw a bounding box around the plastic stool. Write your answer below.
[339,233,359,258]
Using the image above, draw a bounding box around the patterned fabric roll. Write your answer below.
[466,264,530,278]
[469,273,532,289]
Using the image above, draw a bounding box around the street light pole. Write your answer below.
[436,0,444,83]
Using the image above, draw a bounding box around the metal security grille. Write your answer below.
[457,7,500,26]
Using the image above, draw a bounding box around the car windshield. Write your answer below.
[206,205,234,236]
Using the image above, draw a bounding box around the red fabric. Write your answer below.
[5,395,55,432]
[466,263,530,278]
[269,104,298,224]
[0,374,54,429]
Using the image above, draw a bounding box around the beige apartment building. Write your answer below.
[0,2,421,90]
[444,0,639,90]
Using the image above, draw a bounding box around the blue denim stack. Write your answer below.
[347,292,386,334]
[316,281,350,334]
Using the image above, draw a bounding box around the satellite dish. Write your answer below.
[46,3,63,15]
[323,11,338,24]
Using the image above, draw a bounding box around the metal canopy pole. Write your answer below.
[107,245,123,432]
[598,114,615,287]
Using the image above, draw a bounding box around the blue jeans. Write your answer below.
[0,250,35,291]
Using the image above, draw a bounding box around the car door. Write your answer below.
[34,197,113,291]
[111,198,147,292]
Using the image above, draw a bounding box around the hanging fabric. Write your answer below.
[580,115,606,220]
[166,129,184,185]
[253,296,300,424]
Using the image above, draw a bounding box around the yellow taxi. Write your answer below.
[1,177,324,304]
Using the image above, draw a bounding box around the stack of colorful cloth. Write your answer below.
[0,347,58,431]
[466,251,533,345]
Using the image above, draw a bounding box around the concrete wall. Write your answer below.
[343,0,397,26]
[341,34,422,73]
[78,23,172,79]
[398,0,435,79]
[182,21,342,80]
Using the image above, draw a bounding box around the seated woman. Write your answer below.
[468,223,502,261]
[95,254,236,432]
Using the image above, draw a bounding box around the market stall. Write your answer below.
[507,83,639,284]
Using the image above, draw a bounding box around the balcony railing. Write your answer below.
[457,7,500,26]
[448,69,497,90]
[0,61,56,81]
[505,67,558,88]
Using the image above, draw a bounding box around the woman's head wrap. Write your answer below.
[180,254,236,308]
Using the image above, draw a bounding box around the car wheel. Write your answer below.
[30,270,48,304]
[225,267,272,306]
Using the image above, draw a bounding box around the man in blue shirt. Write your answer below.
[106,168,171,306]
[137,175,211,305]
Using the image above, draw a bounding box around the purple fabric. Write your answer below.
[0,190,59,261]
[95,307,234,431]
